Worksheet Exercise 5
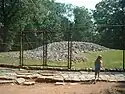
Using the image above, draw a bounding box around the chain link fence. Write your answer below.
[0,28,124,70]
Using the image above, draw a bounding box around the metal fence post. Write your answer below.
[22,32,24,66]
[45,31,47,66]
[69,23,73,69]
[68,28,71,69]
[43,31,45,67]
[43,31,48,68]
[68,23,73,69]
[19,31,23,67]
[69,32,72,69]
[123,50,125,70]
[19,32,22,67]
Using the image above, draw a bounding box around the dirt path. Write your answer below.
[0,82,119,94]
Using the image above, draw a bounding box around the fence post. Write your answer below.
[69,32,72,69]
[45,31,47,66]
[68,23,73,69]
[68,32,70,69]
[69,24,73,69]
[123,50,125,70]
[43,31,48,68]
[19,31,23,67]
[22,32,24,66]
[121,0,125,71]
[43,31,45,67]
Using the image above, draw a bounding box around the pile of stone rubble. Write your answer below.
[7,41,109,62]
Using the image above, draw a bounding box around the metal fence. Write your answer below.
[19,29,125,70]
[19,30,72,69]
[0,28,124,70]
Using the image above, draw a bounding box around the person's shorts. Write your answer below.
[95,68,100,72]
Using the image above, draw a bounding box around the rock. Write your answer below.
[0,76,16,80]
[55,82,66,85]
[5,73,17,76]
[53,76,64,82]
[16,72,33,75]
[0,80,15,84]
[36,76,54,83]
[69,83,78,85]
[10,83,15,85]
[16,74,39,79]
[23,81,35,85]
[15,78,25,85]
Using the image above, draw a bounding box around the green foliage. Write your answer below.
[93,0,125,49]
[72,6,94,42]
[0,0,74,51]
[0,0,96,51]
[1,0,124,51]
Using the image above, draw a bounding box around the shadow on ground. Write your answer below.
[114,83,125,94]
[98,83,125,94]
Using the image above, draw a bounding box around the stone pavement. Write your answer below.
[0,68,125,85]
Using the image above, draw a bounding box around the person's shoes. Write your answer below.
[93,79,96,84]
[93,80,96,84]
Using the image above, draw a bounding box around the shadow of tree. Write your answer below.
[114,83,125,94]
[95,82,125,94]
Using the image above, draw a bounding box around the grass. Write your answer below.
[0,50,123,69]
[72,50,123,69]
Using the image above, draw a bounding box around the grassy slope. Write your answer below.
[0,50,123,69]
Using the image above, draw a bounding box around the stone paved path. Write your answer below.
[0,68,125,85]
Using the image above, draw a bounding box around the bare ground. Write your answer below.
[0,82,124,94]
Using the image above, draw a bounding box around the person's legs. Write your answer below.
[97,71,100,78]
[95,71,97,79]
[94,70,98,84]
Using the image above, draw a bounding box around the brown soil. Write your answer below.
[0,82,123,94]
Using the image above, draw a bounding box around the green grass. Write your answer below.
[0,52,20,65]
[0,50,123,69]
[72,50,123,69]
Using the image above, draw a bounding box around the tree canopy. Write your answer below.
[93,0,125,49]
[0,0,124,51]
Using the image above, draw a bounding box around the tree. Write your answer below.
[23,2,74,47]
[0,0,74,51]
[93,0,125,49]
[72,6,94,42]
[0,0,46,51]
[0,0,20,51]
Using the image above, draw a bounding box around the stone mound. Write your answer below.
[8,41,109,62]
[24,41,109,62]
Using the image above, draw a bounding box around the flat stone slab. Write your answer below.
[16,73,33,75]
[53,76,64,81]
[15,78,25,84]
[16,74,40,79]
[0,80,15,84]
[0,68,125,83]
[55,82,66,85]
[69,83,78,85]
[36,75,54,82]
[23,81,35,85]
[5,73,17,76]
[0,76,16,80]
[15,72,125,82]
